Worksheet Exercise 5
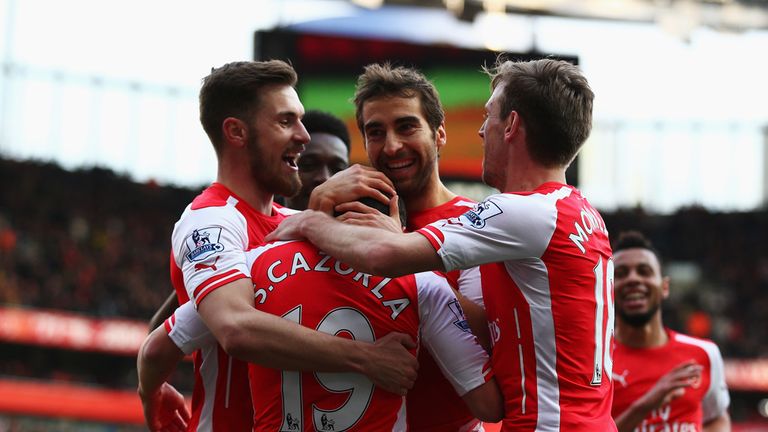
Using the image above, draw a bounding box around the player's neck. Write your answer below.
[616,315,667,349]
[402,180,456,213]
[216,167,275,216]
[502,165,567,193]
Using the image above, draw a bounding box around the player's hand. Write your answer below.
[266,210,326,242]
[139,382,190,432]
[639,360,703,410]
[308,165,396,214]
[334,196,402,233]
[362,332,418,396]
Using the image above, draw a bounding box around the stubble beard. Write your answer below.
[383,146,438,200]
[247,134,301,198]
[617,302,660,328]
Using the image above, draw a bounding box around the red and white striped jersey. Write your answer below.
[417,183,616,431]
[169,239,492,431]
[612,329,730,432]
[169,182,292,431]
[406,196,487,432]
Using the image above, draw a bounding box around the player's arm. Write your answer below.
[415,272,504,422]
[456,294,491,352]
[147,291,178,332]
[614,361,703,432]
[136,324,189,432]
[265,210,442,277]
[197,278,418,395]
[703,412,731,432]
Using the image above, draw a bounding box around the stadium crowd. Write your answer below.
[0,157,195,320]
[1,157,765,362]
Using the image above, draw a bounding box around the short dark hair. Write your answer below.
[483,58,593,168]
[613,230,662,266]
[353,63,444,135]
[301,110,351,154]
[199,60,297,154]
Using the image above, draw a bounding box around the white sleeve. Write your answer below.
[171,203,250,307]
[418,190,568,271]
[166,301,216,355]
[415,272,491,396]
[456,267,484,308]
[702,342,731,422]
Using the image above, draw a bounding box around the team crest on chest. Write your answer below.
[185,226,225,262]
[462,200,503,229]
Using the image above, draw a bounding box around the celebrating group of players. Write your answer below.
[136,58,731,431]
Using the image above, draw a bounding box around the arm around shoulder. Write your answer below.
[195,277,419,394]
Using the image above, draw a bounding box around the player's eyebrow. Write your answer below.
[277,110,300,119]
[363,120,383,132]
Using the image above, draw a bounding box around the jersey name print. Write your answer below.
[417,183,616,431]
[245,240,490,431]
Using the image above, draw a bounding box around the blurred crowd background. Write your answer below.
[1,0,767,430]
[1,156,767,430]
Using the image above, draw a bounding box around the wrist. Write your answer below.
[300,211,326,237]
[137,382,162,401]
[347,340,373,376]
[137,385,154,400]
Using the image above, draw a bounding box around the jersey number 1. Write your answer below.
[591,257,614,385]
[280,305,375,431]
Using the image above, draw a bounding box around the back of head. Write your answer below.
[199,60,297,154]
[353,63,445,134]
[483,58,593,168]
[301,110,351,154]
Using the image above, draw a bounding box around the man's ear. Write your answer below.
[222,117,248,149]
[435,121,447,151]
[505,111,521,141]
[661,275,671,300]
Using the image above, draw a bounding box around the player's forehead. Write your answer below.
[258,85,304,117]
[303,133,348,160]
[362,95,425,126]
[485,82,506,113]
[614,248,660,272]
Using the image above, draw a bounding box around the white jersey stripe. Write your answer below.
[392,398,407,431]
[420,226,444,249]
[505,258,561,431]
[518,344,526,415]
[225,355,232,408]
[198,344,218,432]
[194,271,246,307]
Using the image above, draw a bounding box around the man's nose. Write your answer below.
[383,134,403,155]
[296,122,311,146]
